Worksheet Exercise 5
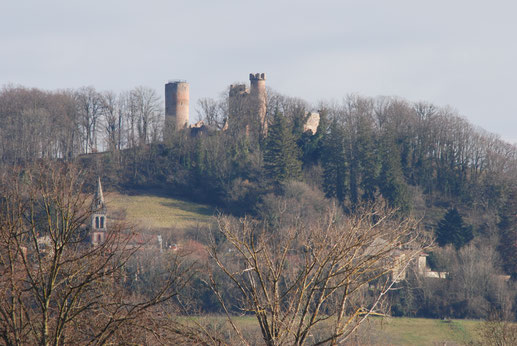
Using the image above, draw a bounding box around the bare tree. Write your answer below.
[0,87,80,162]
[428,242,515,319]
[207,200,428,345]
[131,86,161,145]
[197,97,226,129]
[478,313,517,346]
[0,163,195,345]
[76,87,102,153]
[100,91,119,152]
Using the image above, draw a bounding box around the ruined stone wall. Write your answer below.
[228,83,249,120]
[303,112,320,135]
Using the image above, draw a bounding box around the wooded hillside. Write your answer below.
[1,83,517,344]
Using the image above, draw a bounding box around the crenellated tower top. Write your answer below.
[249,73,266,81]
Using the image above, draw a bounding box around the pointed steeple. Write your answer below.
[90,177,107,245]
[91,177,106,212]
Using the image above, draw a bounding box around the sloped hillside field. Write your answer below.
[106,191,216,230]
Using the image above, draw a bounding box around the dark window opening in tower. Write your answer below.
[100,216,104,229]
[95,216,99,229]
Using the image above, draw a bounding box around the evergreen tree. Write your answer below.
[193,138,206,180]
[378,133,409,210]
[497,197,517,277]
[348,138,359,206]
[355,114,379,202]
[435,207,473,249]
[263,111,302,186]
[299,111,327,167]
[291,108,306,142]
[321,119,348,203]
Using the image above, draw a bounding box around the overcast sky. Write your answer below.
[1,1,516,143]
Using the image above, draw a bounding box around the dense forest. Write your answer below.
[1,84,517,344]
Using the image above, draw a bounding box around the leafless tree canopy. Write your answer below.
[0,85,164,163]
[207,200,429,345]
[0,163,194,345]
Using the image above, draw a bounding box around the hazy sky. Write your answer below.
[1,1,516,143]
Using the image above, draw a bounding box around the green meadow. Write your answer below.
[106,191,216,230]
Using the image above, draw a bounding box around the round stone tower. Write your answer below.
[165,81,189,131]
[249,73,267,135]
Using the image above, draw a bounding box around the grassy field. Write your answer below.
[105,190,216,230]
[360,317,481,345]
[185,316,484,345]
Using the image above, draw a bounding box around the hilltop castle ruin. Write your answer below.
[164,73,268,136]
[229,73,268,135]
[164,73,320,138]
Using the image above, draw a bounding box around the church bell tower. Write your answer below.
[91,177,107,245]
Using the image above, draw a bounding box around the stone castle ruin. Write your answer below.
[164,73,319,137]
[229,73,268,135]
[303,112,320,135]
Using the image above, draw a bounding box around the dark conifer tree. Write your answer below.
[321,119,348,203]
[378,133,409,210]
[263,111,302,187]
[291,108,306,142]
[355,115,379,202]
[435,207,473,249]
[348,143,359,206]
[193,138,206,179]
[497,196,517,277]
[299,111,328,167]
